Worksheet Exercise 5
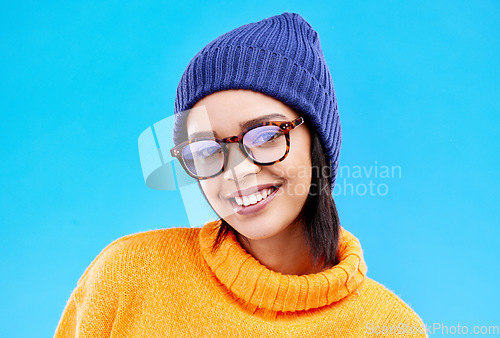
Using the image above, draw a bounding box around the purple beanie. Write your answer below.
[173,12,341,187]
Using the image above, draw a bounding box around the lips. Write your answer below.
[225,183,282,216]
[233,186,277,207]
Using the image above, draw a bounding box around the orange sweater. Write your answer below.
[55,220,427,337]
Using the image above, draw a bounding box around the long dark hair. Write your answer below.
[204,125,341,270]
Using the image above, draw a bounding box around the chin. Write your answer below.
[224,198,300,241]
[231,217,284,241]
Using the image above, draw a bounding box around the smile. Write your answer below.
[226,184,282,216]
[233,187,277,207]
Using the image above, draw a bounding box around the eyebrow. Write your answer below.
[188,113,288,139]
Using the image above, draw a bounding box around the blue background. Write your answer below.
[1,1,498,337]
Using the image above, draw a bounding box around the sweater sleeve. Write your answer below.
[362,278,428,337]
[54,289,77,337]
[54,238,125,337]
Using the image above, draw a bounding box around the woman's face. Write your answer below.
[187,89,312,241]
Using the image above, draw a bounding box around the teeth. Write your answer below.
[235,196,243,205]
[249,195,257,204]
[233,187,276,207]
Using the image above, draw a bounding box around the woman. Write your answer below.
[56,12,427,337]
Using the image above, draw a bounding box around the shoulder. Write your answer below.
[66,226,204,326]
[104,226,200,256]
[76,227,201,287]
[356,277,427,336]
[359,277,422,316]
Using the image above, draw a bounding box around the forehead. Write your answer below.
[186,89,299,138]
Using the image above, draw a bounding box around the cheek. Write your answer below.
[199,179,221,202]
[277,133,312,184]
[272,156,312,200]
[199,179,235,218]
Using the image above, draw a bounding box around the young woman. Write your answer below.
[56,12,427,337]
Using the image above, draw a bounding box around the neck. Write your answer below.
[235,221,331,275]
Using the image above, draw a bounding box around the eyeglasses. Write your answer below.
[170,116,305,179]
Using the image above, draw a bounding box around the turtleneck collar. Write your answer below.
[198,220,367,313]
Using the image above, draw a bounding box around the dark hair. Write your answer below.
[204,125,340,271]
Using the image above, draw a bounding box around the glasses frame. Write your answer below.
[170,116,305,180]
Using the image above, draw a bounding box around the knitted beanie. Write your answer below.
[173,12,341,188]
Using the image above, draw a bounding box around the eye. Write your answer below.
[244,126,283,147]
[196,143,221,158]
[183,141,222,161]
[256,131,279,143]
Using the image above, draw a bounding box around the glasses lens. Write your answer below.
[243,125,286,163]
[182,140,223,177]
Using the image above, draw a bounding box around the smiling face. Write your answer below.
[186,89,312,243]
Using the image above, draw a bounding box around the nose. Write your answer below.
[223,143,261,181]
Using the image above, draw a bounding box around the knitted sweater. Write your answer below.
[55,220,428,337]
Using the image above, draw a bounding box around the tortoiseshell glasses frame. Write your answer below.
[170,116,305,180]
